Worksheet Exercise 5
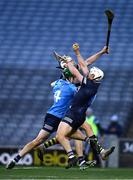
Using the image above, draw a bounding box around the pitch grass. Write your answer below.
[0,166,133,179]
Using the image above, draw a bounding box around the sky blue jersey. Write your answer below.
[47,79,77,119]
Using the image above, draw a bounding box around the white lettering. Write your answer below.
[54,90,61,102]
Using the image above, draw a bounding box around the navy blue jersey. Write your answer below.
[66,77,100,120]
[47,79,77,119]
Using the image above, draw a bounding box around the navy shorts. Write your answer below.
[42,113,61,133]
[62,111,85,130]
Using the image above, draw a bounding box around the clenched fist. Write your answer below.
[73,43,79,51]
[101,46,109,54]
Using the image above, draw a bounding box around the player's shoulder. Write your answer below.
[61,79,77,92]
[57,79,72,86]
[68,83,77,93]
[53,79,76,91]
[57,79,66,84]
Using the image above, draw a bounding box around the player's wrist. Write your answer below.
[75,52,81,56]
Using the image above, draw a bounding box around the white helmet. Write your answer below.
[89,67,104,81]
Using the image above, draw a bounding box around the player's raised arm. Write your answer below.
[72,43,89,76]
[73,43,109,66]
[85,46,109,65]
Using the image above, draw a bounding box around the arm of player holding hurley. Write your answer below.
[73,43,109,66]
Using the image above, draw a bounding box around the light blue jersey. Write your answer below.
[47,79,77,119]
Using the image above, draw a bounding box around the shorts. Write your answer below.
[42,113,61,133]
[62,111,85,130]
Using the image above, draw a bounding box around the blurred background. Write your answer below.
[0,0,133,168]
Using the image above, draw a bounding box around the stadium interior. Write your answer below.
[0,0,132,149]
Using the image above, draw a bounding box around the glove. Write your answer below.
[73,43,79,51]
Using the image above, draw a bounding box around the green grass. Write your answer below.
[0,166,133,179]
